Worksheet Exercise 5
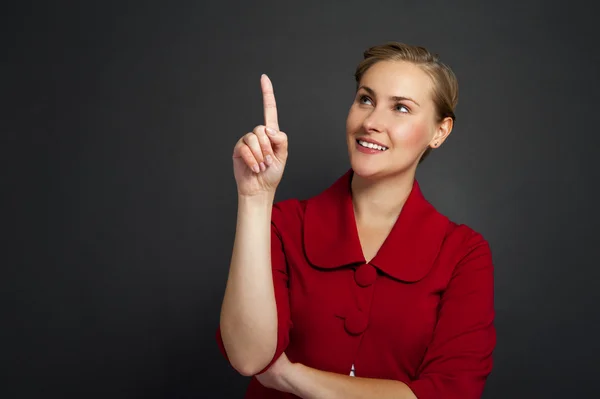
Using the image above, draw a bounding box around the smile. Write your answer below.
[357,139,388,151]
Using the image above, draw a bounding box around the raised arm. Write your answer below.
[218,75,290,376]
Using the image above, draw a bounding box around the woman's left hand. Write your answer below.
[255,352,296,393]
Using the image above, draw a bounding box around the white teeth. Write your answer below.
[358,140,388,151]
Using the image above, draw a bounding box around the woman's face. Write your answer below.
[346,60,450,179]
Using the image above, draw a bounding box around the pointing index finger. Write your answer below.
[261,74,279,131]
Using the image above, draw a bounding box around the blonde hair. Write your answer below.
[354,42,458,163]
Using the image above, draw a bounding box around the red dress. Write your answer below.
[216,169,496,398]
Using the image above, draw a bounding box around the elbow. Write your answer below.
[232,361,266,377]
[227,352,271,376]
[222,340,273,377]
[219,324,277,377]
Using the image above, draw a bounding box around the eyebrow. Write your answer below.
[358,85,421,107]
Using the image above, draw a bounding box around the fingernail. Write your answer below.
[265,155,273,165]
[252,164,260,173]
[266,127,276,136]
[260,162,266,172]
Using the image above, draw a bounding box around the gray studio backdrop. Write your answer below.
[4,1,599,398]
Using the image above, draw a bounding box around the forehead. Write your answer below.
[360,60,434,103]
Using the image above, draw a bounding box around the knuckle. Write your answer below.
[244,133,258,145]
[253,125,265,133]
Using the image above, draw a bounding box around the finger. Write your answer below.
[261,74,279,131]
[253,126,275,166]
[265,128,288,158]
[238,144,261,173]
[233,139,261,173]
[242,132,266,172]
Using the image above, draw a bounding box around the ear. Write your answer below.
[428,117,453,149]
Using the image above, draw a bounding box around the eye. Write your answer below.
[395,104,410,113]
[358,95,373,105]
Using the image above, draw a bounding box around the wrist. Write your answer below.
[280,362,304,395]
[238,191,275,206]
[237,193,275,218]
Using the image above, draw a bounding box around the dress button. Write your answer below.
[355,264,377,287]
[344,310,369,335]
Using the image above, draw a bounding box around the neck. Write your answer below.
[350,170,416,226]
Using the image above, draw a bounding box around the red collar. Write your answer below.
[303,169,449,282]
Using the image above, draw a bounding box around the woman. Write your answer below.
[216,42,496,399]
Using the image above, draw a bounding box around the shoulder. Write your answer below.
[271,198,307,228]
[442,220,493,271]
[446,221,490,250]
[272,197,306,217]
[412,183,492,271]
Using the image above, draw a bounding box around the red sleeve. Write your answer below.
[408,229,496,399]
[215,202,293,375]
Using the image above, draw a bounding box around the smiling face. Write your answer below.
[346,60,452,179]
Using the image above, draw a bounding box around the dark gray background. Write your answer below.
[3,0,598,398]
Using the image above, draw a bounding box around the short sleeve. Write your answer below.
[215,202,293,375]
[408,230,496,399]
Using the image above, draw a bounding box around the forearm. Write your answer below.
[220,193,278,375]
[284,364,417,399]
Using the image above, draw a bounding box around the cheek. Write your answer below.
[390,119,432,148]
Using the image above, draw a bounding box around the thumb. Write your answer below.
[266,127,288,157]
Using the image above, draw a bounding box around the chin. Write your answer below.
[349,155,417,182]
[349,159,386,180]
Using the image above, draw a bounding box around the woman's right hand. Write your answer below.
[232,74,288,198]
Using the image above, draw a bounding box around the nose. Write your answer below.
[362,108,386,134]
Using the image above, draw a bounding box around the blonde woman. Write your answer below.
[217,42,496,399]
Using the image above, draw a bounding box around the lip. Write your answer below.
[356,137,389,148]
